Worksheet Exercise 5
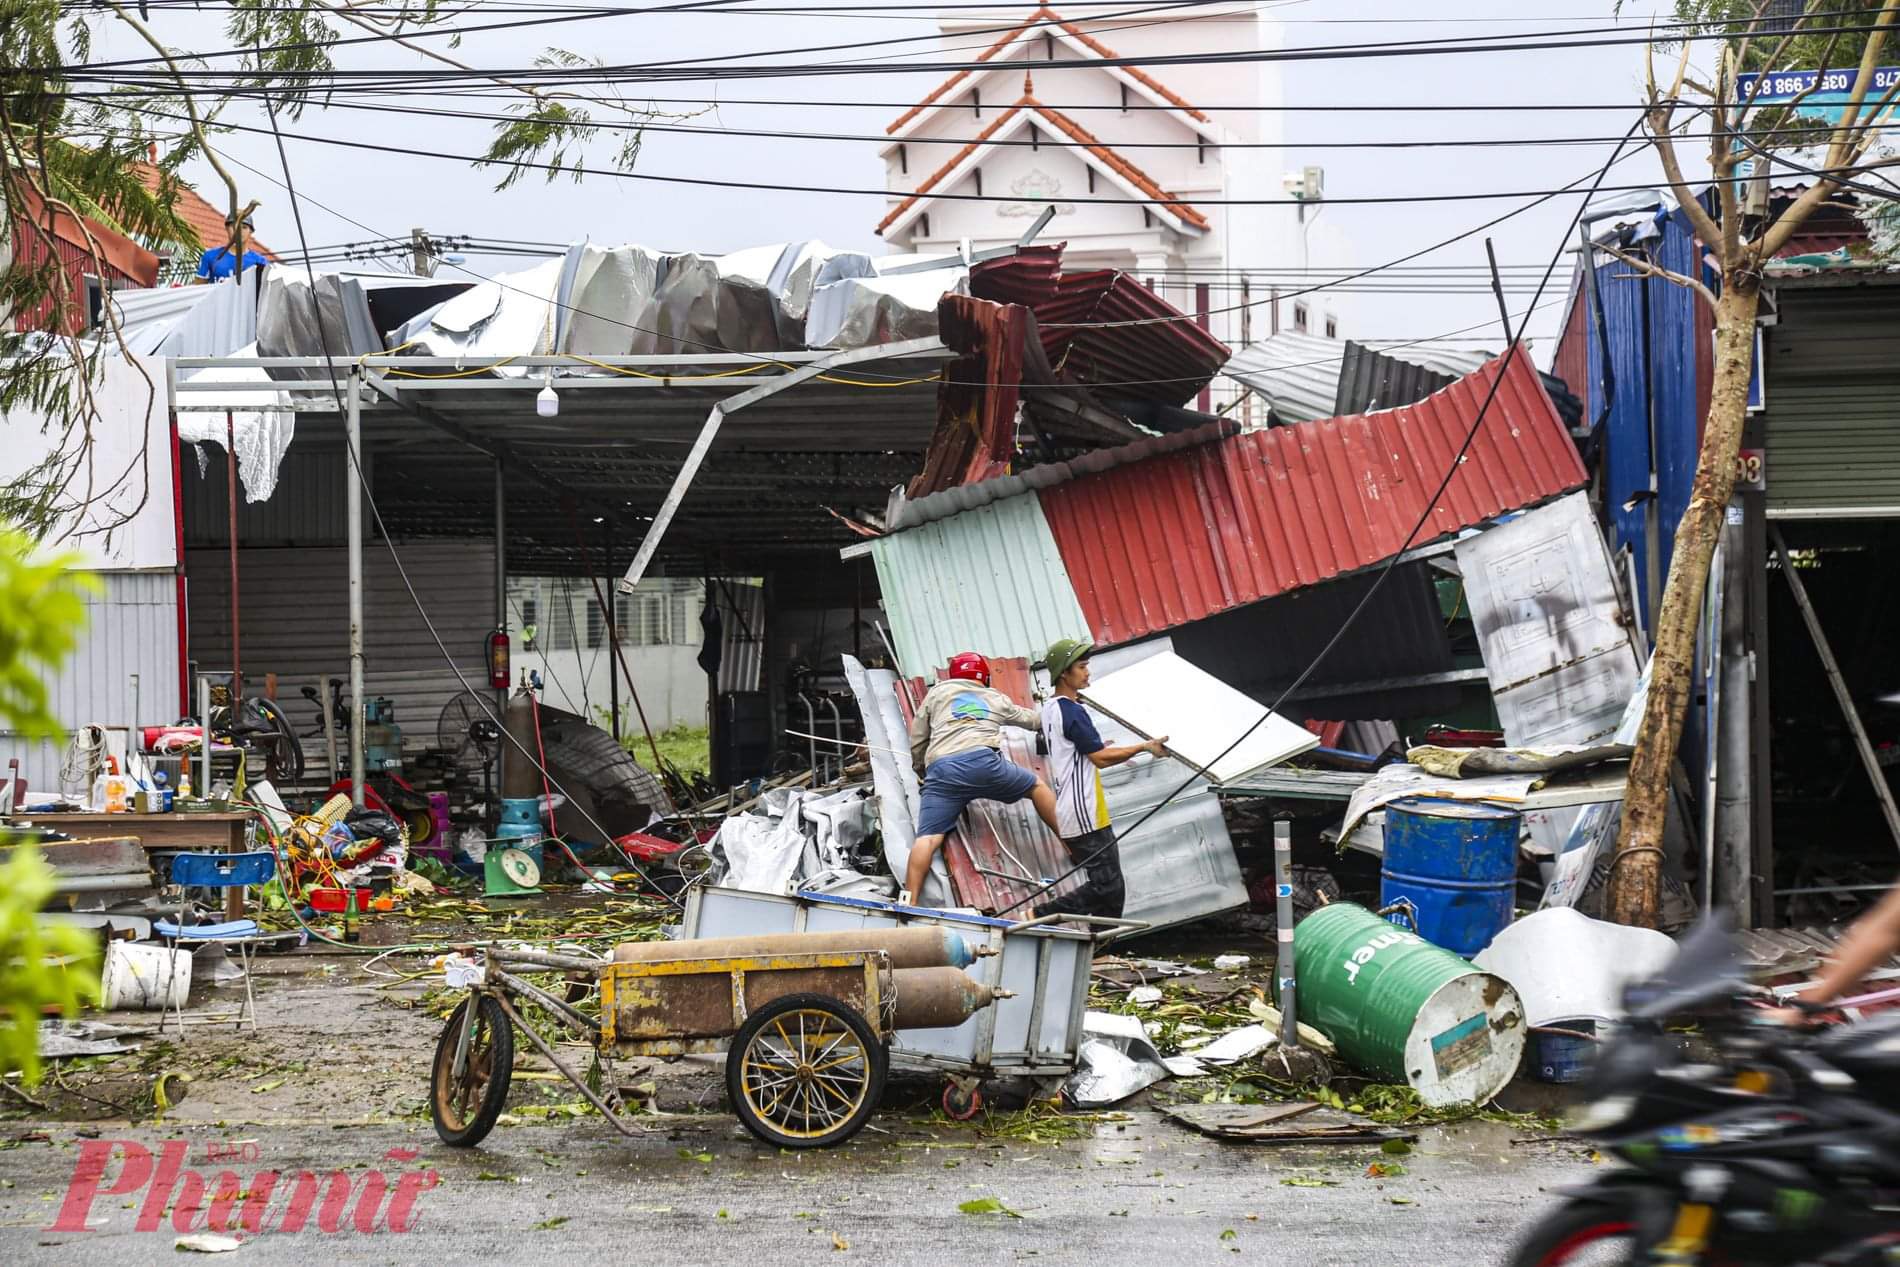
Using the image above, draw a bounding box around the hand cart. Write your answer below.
[429,943,907,1149]
[681,886,1146,1121]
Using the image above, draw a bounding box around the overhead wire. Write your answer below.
[255,59,688,908]
[43,11,1899,85]
[990,111,1651,918]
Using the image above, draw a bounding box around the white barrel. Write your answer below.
[101,942,192,1010]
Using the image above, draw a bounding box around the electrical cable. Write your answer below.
[989,111,1652,918]
[136,93,1656,389]
[44,10,1897,83]
[256,63,687,908]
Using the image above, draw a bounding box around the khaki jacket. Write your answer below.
[907,679,1042,774]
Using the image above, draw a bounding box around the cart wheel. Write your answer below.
[726,993,887,1149]
[431,995,514,1147]
[941,1080,983,1121]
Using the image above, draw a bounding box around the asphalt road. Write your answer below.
[1,1110,1594,1264]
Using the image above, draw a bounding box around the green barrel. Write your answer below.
[1294,902,1525,1107]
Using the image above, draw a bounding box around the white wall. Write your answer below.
[507,576,710,732]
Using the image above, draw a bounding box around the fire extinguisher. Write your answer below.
[486,628,510,690]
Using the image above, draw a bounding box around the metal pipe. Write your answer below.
[1715,500,1753,920]
[495,457,507,738]
[1273,820,1298,1048]
[198,675,212,799]
[610,927,989,971]
[346,377,366,808]
[800,693,817,775]
[823,696,843,782]
[226,411,241,703]
[604,523,620,743]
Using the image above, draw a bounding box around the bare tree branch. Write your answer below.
[1597,242,1721,308]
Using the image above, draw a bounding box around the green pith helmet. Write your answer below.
[1043,637,1095,684]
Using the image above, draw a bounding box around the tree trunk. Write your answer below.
[1607,275,1761,927]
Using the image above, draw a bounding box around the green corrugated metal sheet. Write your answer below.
[1765,283,1900,516]
[870,494,1091,678]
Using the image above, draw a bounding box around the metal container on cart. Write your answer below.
[683,885,1118,1117]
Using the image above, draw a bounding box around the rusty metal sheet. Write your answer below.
[599,954,877,1043]
[971,247,1229,408]
[1040,352,1588,646]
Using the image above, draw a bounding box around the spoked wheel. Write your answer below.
[1507,1198,1640,1266]
[726,993,886,1149]
[431,995,514,1147]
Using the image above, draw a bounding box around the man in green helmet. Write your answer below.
[1032,638,1168,921]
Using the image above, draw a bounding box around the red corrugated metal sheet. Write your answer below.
[1551,271,1590,408]
[1040,351,1588,645]
[973,245,1229,407]
[899,657,1081,915]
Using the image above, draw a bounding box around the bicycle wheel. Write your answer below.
[247,697,304,784]
[726,993,886,1149]
[431,995,514,1148]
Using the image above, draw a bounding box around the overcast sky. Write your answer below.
[106,1,1691,348]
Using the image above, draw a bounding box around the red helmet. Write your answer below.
[945,651,991,686]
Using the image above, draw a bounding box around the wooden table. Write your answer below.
[25,811,256,919]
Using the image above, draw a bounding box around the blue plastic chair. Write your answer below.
[156,851,276,1034]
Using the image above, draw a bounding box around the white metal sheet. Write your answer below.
[1454,492,1642,748]
[1080,651,1319,784]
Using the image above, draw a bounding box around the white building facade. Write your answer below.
[877,3,1336,371]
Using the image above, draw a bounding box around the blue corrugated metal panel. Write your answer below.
[0,571,180,791]
[1649,208,1703,581]
[870,494,1091,678]
[1589,256,1654,615]
[1587,207,1704,632]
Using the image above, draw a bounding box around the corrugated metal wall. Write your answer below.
[869,494,1091,676]
[1764,284,1900,516]
[181,445,351,547]
[183,542,496,753]
[2,571,180,791]
[1586,208,1705,629]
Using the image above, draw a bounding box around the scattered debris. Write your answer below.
[1162,1102,1414,1146]
[1063,1013,1172,1107]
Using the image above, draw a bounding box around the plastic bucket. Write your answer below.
[1533,1023,1597,1084]
[1294,901,1525,1107]
[101,941,192,1010]
[1381,797,1520,958]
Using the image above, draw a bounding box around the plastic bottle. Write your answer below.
[179,762,193,800]
[102,772,128,813]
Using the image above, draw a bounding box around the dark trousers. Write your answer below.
[1036,827,1124,920]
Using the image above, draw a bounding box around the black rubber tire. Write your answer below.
[248,697,304,784]
[1506,1196,1641,1267]
[726,992,887,1149]
[431,995,514,1148]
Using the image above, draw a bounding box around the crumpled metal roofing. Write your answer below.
[1221,331,1351,423]
[886,421,1235,531]
[1040,351,1588,645]
[870,492,1092,679]
[971,246,1230,407]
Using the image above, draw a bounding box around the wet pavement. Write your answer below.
[0,1110,1592,1264]
[0,923,1598,1263]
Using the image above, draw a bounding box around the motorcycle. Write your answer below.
[1507,919,1900,1265]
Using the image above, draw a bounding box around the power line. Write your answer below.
[992,114,1650,918]
[44,11,1895,84]
[95,97,1687,210]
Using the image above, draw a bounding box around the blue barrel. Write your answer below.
[1380,797,1519,958]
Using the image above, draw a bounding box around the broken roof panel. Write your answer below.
[972,246,1229,407]
[1040,350,1587,645]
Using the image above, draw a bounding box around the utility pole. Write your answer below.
[410,228,436,278]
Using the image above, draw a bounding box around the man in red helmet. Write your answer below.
[903,651,1061,904]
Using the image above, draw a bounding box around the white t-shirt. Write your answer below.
[1041,696,1109,839]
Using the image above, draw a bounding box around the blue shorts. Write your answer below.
[916,748,1038,837]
